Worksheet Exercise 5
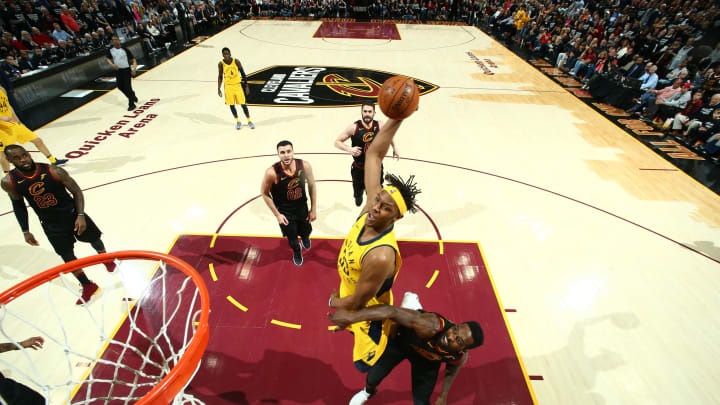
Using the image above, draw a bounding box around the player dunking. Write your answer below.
[217,47,254,130]
[329,117,421,372]
[334,102,399,206]
[261,141,317,266]
[1,145,115,305]
[0,85,68,175]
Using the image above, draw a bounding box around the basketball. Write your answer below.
[378,76,420,120]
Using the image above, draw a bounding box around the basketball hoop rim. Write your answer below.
[0,250,211,405]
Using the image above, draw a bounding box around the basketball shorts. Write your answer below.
[0,123,38,151]
[350,317,394,372]
[278,204,312,239]
[41,213,103,259]
[224,83,246,105]
[0,372,45,405]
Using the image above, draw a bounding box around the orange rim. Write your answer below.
[0,250,210,404]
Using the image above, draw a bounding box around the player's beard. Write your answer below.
[17,160,36,174]
[362,116,373,124]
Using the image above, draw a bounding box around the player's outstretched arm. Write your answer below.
[260,167,287,225]
[334,123,362,156]
[328,303,441,337]
[436,354,469,405]
[362,118,402,214]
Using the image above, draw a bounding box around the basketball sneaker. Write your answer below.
[301,236,311,250]
[53,159,69,166]
[248,121,255,129]
[292,246,303,266]
[76,282,100,305]
[104,261,116,273]
[355,194,363,207]
[236,121,242,130]
[401,291,422,311]
[349,388,373,405]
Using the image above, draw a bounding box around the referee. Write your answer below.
[105,35,138,111]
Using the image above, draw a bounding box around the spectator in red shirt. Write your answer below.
[570,45,596,77]
[60,6,80,34]
[3,32,28,51]
[31,27,57,47]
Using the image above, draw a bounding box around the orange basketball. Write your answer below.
[378,76,420,120]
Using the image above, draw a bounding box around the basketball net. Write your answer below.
[0,252,210,404]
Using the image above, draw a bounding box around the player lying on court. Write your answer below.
[329,112,422,372]
[329,303,484,405]
[1,145,116,305]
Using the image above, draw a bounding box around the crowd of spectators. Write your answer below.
[0,0,241,79]
[482,0,720,159]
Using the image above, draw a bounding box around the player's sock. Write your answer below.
[75,273,92,285]
[47,156,57,164]
[235,117,240,122]
[247,117,252,123]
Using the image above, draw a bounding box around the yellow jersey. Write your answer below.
[222,59,242,86]
[337,213,402,369]
[0,90,12,119]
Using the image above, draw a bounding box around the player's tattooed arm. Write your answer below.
[52,166,84,215]
[0,175,22,200]
[328,304,441,338]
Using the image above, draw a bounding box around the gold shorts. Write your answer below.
[0,122,38,151]
[224,84,246,105]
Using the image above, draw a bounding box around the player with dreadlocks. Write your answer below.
[329,116,422,373]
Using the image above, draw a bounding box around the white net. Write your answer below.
[0,256,208,405]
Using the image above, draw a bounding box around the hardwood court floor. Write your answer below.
[0,20,718,404]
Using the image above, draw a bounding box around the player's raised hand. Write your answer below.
[276,213,289,226]
[74,215,87,235]
[23,232,39,246]
[21,336,44,350]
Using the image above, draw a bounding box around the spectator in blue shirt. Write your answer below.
[51,22,74,43]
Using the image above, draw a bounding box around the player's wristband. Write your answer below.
[77,213,85,217]
[329,296,334,307]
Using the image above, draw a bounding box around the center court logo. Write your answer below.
[246,66,438,107]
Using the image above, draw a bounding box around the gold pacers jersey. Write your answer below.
[337,213,402,368]
[222,59,241,86]
[0,90,12,119]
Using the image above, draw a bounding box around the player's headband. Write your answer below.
[383,186,407,216]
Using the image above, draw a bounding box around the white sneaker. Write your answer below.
[349,389,371,405]
[401,291,422,311]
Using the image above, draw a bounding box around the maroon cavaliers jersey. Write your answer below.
[9,163,74,222]
[350,119,380,168]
